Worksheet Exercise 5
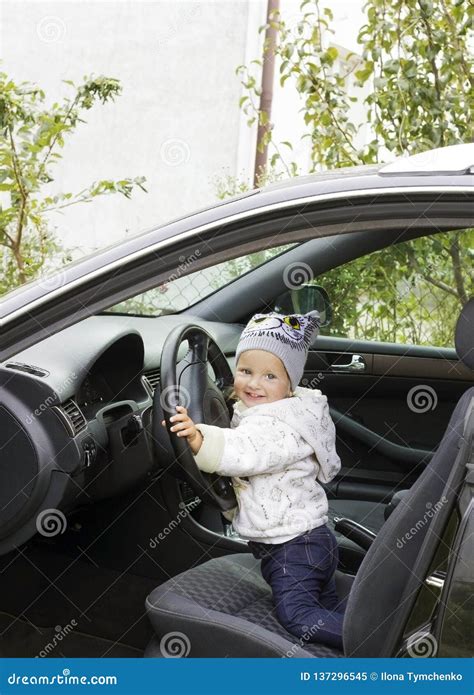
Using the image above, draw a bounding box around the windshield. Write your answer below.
[105,243,297,316]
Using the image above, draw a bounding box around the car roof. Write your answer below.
[253,143,474,193]
[379,142,474,175]
[2,144,473,319]
[260,164,382,192]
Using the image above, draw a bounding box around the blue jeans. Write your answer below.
[248,525,346,650]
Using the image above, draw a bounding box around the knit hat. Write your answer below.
[235,310,321,391]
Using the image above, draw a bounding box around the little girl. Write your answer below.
[163,310,346,650]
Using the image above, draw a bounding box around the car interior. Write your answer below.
[0,210,473,657]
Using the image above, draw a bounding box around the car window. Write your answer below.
[106,243,297,316]
[317,228,473,348]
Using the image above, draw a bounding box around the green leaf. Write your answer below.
[326,46,339,63]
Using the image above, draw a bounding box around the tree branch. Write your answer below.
[8,126,28,203]
[8,126,28,255]
[0,228,15,248]
[406,246,459,299]
[449,237,468,304]
[36,93,81,183]
[41,196,93,214]
[417,0,444,145]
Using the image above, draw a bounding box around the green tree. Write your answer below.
[0,72,146,292]
[221,0,473,346]
[238,0,472,169]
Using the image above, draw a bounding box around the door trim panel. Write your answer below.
[331,407,433,467]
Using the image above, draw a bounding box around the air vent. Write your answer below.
[143,368,161,394]
[56,399,87,436]
[5,362,49,377]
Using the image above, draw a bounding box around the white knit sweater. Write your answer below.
[193,386,341,544]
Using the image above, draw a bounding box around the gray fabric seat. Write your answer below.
[146,299,474,657]
[145,553,353,658]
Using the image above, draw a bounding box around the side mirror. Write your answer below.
[274,284,333,327]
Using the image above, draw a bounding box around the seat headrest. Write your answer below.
[455,298,474,370]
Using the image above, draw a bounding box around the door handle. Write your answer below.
[330,354,366,372]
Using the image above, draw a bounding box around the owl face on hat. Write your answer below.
[243,313,316,347]
[235,310,321,391]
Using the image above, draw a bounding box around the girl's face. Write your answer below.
[234,350,292,407]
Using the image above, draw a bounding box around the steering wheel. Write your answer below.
[153,324,237,511]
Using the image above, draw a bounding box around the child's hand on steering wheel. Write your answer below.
[161,405,203,455]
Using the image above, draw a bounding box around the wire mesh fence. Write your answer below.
[108,229,473,349]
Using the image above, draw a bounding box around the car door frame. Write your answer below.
[1,183,472,361]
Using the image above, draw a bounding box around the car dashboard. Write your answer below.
[0,313,241,555]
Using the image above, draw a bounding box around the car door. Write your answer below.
[302,228,473,537]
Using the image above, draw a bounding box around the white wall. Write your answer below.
[0,0,267,256]
[0,0,366,260]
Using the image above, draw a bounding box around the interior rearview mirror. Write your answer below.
[274,284,332,327]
